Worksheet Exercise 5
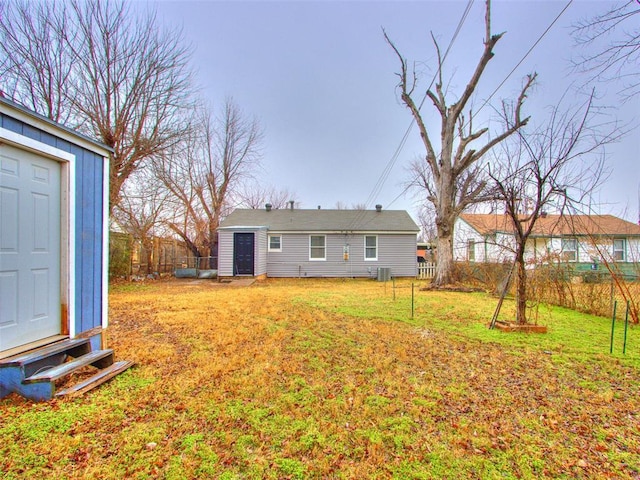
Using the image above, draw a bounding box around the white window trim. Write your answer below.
[561,238,578,262]
[309,235,326,261]
[268,234,282,252]
[467,239,476,262]
[613,238,626,262]
[364,235,378,261]
[0,127,78,336]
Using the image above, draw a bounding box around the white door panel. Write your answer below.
[0,144,61,351]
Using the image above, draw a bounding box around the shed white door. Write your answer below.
[0,144,61,352]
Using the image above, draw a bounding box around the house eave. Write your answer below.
[270,230,418,235]
[0,96,112,158]
[217,225,269,231]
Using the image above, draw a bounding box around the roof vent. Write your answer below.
[375,204,382,212]
[289,200,295,210]
[317,205,321,210]
[265,203,272,212]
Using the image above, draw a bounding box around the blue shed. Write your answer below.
[0,96,132,401]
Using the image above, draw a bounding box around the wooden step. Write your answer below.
[0,335,68,361]
[55,360,134,397]
[0,338,91,367]
[23,349,114,384]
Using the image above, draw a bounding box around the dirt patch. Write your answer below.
[420,284,485,293]
[493,321,548,333]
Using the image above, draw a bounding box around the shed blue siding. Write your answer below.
[1,113,105,335]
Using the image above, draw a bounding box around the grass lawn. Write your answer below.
[1,278,639,479]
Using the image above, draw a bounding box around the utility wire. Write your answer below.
[363,0,474,208]
[348,0,475,231]
[467,0,574,130]
[390,0,574,218]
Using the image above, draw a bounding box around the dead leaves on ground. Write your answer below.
[1,278,639,479]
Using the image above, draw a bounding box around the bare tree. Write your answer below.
[0,0,194,212]
[0,0,74,123]
[235,183,298,210]
[581,229,639,325]
[572,1,640,100]
[416,204,438,244]
[488,92,616,325]
[334,202,367,210]
[385,0,536,286]
[112,170,170,275]
[69,1,194,212]
[155,99,263,267]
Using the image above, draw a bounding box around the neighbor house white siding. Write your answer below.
[454,216,640,266]
[454,218,515,263]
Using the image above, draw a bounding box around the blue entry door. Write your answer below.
[233,233,254,275]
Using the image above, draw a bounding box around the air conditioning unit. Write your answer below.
[377,267,391,282]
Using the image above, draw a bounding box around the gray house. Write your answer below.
[218,205,420,278]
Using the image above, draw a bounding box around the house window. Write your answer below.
[561,238,577,262]
[309,235,326,260]
[365,235,377,260]
[268,235,281,252]
[613,239,626,261]
[467,239,476,262]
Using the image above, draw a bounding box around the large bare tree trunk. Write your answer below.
[385,1,535,286]
[434,227,454,285]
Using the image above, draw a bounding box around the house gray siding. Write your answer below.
[255,228,268,276]
[218,230,234,277]
[267,233,417,278]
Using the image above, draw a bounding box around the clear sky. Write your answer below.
[155,0,639,222]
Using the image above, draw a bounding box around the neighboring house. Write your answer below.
[454,213,640,275]
[1,97,131,401]
[218,205,420,278]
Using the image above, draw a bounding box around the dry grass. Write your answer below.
[1,278,639,479]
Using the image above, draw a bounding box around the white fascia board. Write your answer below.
[67,155,77,339]
[218,225,269,230]
[456,217,481,236]
[102,156,109,330]
[268,230,418,235]
[0,127,75,162]
[0,127,77,339]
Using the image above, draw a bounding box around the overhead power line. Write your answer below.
[377,0,574,216]
[349,0,475,230]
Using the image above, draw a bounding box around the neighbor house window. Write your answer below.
[613,238,626,261]
[467,239,476,262]
[268,235,282,252]
[365,235,378,260]
[309,235,326,260]
[561,238,577,262]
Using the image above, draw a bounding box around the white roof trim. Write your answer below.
[0,98,111,157]
[267,230,418,235]
[218,225,269,230]
[0,127,75,162]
